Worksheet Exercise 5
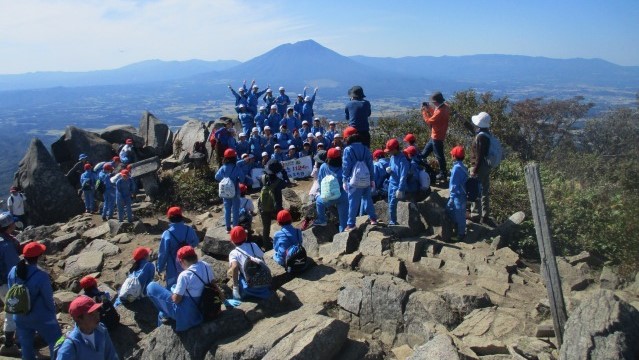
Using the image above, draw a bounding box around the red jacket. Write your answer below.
[422,104,450,141]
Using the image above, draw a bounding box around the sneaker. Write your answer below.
[0,344,21,357]
[388,221,399,226]
[344,226,355,232]
[312,221,327,227]
[369,219,378,225]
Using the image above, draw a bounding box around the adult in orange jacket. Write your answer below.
[420,92,450,182]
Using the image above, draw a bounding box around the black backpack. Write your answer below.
[94,293,120,330]
[236,243,272,289]
[185,266,222,321]
[284,229,308,274]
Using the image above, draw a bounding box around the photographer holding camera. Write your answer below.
[420,92,451,183]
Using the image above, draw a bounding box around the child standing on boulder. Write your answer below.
[385,139,409,225]
[215,149,244,233]
[115,169,135,223]
[448,146,469,241]
[80,163,97,213]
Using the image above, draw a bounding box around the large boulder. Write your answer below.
[139,111,173,158]
[13,139,84,225]
[64,251,104,278]
[408,334,461,360]
[51,126,114,167]
[559,289,639,360]
[201,225,235,257]
[172,120,209,162]
[99,125,144,148]
[302,225,339,258]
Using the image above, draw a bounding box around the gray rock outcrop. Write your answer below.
[51,125,114,167]
[139,111,173,158]
[100,125,144,148]
[172,120,209,162]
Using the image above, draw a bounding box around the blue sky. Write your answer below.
[1,0,637,74]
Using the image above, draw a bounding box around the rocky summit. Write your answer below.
[4,115,639,360]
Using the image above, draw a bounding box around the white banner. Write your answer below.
[282,155,313,179]
[250,168,265,189]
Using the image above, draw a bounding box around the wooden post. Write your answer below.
[524,162,568,346]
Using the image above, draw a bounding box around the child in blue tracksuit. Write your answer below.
[372,150,390,198]
[99,164,116,221]
[248,84,267,116]
[285,146,298,160]
[385,139,409,225]
[0,213,20,354]
[272,210,303,267]
[299,121,311,139]
[341,127,378,230]
[290,129,303,151]
[254,107,268,134]
[228,83,249,109]
[448,146,469,240]
[115,246,156,306]
[301,88,318,123]
[275,126,292,149]
[262,127,276,155]
[403,146,422,202]
[248,127,264,158]
[310,118,324,136]
[271,144,287,162]
[267,106,282,132]
[215,150,244,232]
[324,121,337,144]
[115,170,135,222]
[315,148,348,231]
[283,108,301,132]
[56,295,118,360]
[8,243,61,359]
[275,87,291,117]
[263,90,276,112]
[236,105,254,137]
[293,90,305,119]
[80,164,97,213]
[157,207,199,289]
[228,226,272,300]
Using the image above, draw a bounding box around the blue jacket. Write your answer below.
[157,222,199,284]
[236,140,250,158]
[373,158,390,191]
[215,164,243,198]
[342,142,374,184]
[262,136,275,155]
[115,177,135,200]
[324,129,337,144]
[230,86,249,108]
[128,259,155,297]
[249,135,264,157]
[290,136,303,151]
[275,94,291,115]
[254,113,267,133]
[282,116,300,132]
[345,99,372,132]
[389,153,409,191]
[271,151,287,162]
[267,113,282,132]
[98,171,115,195]
[284,152,298,161]
[301,93,316,122]
[248,89,267,113]
[317,163,345,197]
[227,137,238,151]
[406,159,421,193]
[56,323,118,360]
[0,233,20,285]
[215,128,233,147]
[310,126,325,136]
[449,160,469,199]
[299,127,311,139]
[272,224,302,266]
[80,170,97,190]
[262,95,276,110]
[236,159,252,181]
[8,264,58,328]
[237,112,254,131]
[275,132,291,149]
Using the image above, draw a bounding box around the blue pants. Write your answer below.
[421,139,447,176]
[117,196,133,222]
[16,321,61,360]
[447,197,467,237]
[348,187,377,227]
[242,125,253,138]
[238,274,272,300]
[223,197,240,230]
[146,282,202,332]
[83,189,95,212]
[388,185,399,224]
[102,192,115,218]
[315,192,348,231]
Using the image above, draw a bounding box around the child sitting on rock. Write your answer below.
[272,210,307,273]
[79,276,120,330]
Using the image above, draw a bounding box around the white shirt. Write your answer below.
[7,193,26,215]
[229,242,264,276]
[173,261,213,298]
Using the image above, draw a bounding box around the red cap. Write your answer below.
[450,145,465,160]
[239,184,247,195]
[343,127,358,139]
[372,150,384,160]
[23,242,46,258]
[69,295,102,318]
[166,206,182,218]
[224,148,237,159]
[404,134,416,143]
[120,170,129,176]
[83,163,92,170]
[132,247,151,261]
[125,138,133,144]
[385,139,400,152]
[229,226,247,245]
[112,156,120,162]
[404,146,417,157]
[103,163,113,171]
[177,245,196,260]
[79,276,98,290]
[276,210,292,224]
[327,148,341,159]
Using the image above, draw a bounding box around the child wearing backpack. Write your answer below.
[385,139,409,225]
[471,112,499,226]
[0,213,20,356]
[272,210,308,273]
[258,159,287,248]
[157,207,199,289]
[448,146,469,241]
[215,149,244,232]
[116,247,156,306]
[403,146,423,202]
[55,295,118,359]
[227,226,272,300]
[6,242,61,359]
[314,148,348,231]
[80,163,97,213]
[99,163,116,221]
[79,276,120,330]
[238,184,256,230]
[115,169,135,223]
[342,127,378,231]
[147,246,215,332]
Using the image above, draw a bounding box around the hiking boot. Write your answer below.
[0,344,21,357]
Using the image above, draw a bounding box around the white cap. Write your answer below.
[266,88,272,93]
[238,87,245,92]
[317,143,325,148]
[274,143,281,148]
[334,133,342,138]
[252,85,258,89]
[471,112,491,128]
[287,106,294,111]
[262,152,269,157]
[297,94,303,97]
[304,96,311,102]
[259,106,266,111]
[315,132,322,137]
[307,133,315,138]
[264,126,271,131]
[252,127,258,133]
[238,104,245,108]
[289,145,296,150]
[270,105,277,110]
[329,121,336,125]
[279,86,285,91]
[302,120,309,125]
[239,133,246,137]
[241,153,248,159]
[313,117,320,121]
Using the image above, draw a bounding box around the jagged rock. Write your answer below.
[282,188,303,220]
[416,192,453,241]
[111,233,133,244]
[452,307,526,355]
[408,334,461,360]
[329,231,361,255]
[13,139,84,225]
[278,265,351,309]
[392,239,424,262]
[475,278,510,296]
[358,256,406,279]
[491,247,521,272]
[82,222,111,240]
[62,239,86,257]
[138,309,249,360]
[338,274,415,346]
[139,111,173,158]
[51,126,114,168]
[474,263,510,283]
[335,339,385,360]
[201,225,235,257]
[438,247,463,262]
[17,224,60,243]
[53,290,78,313]
[391,344,414,360]
[404,291,456,337]
[559,289,639,360]
[442,260,470,276]
[565,251,596,266]
[398,201,427,234]
[107,219,147,236]
[359,230,394,256]
[64,251,104,278]
[172,120,209,162]
[492,211,525,248]
[555,257,593,291]
[419,257,443,270]
[84,239,120,257]
[509,336,555,360]
[437,284,493,319]
[100,125,144,148]
[599,266,620,290]
[51,232,80,252]
[302,225,339,258]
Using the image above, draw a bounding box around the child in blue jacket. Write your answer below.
[448,146,469,240]
[157,206,199,289]
[272,210,303,267]
[115,170,135,223]
[314,148,348,231]
[80,163,97,213]
[99,163,116,221]
[385,139,409,225]
[215,149,244,232]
